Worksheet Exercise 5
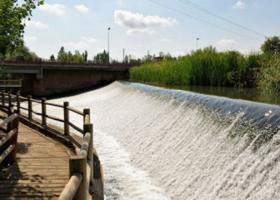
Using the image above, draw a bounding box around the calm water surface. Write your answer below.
[153,84,280,105]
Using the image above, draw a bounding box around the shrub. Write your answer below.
[259,55,280,95]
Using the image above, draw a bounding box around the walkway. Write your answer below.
[0,123,73,199]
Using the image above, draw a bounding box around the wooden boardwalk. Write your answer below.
[0,123,73,199]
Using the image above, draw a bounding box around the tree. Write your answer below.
[261,36,280,54]
[50,54,55,61]
[82,50,88,62]
[56,47,87,63]
[5,46,39,61]
[57,47,68,62]
[0,0,44,56]
[93,50,109,64]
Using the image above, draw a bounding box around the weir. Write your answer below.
[46,81,280,200]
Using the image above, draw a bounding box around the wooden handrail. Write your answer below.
[69,122,84,134]
[0,113,19,168]
[0,130,16,149]
[45,114,65,123]
[59,173,83,200]
[0,91,100,200]
[45,101,64,108]
[68,107,84,116]
[0,145,15,165]
[0,114,18,128]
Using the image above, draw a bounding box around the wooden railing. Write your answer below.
[0,91,103,200]
[0,113,19,168]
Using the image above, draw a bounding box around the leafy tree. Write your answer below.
[93,50,109,64]
[261,36,280,54]
[72,50,84,63]
[56,47,87,63]
[50,54,55,61]
[5,46,39,61]
[57,47,68,62]
[0,0,44,56]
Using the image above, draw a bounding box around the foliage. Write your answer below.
[50,54,55,61]
[130,47,262,87]
[5,45,39,61]
[259,54,280,95]
[0,0,44,55]
[93,50,109,64]
[261,36,280,54]
[56,47,88,63]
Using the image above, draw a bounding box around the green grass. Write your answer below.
[130,47,263,87]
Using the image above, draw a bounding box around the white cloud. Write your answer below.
[114,10,177,34]
[217,39,238,50]
[26,20,48,29]
[64,37,97,51]
[39,3,66,16]
[74,4,89,14]
[233,0,246,9]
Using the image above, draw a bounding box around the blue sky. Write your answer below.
[24,0,280,60]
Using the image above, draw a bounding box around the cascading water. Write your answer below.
[45,81,280,200]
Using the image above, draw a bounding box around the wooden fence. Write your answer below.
[0,113,19,168]
[0,91,103,200]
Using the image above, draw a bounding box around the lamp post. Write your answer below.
[196,37,200,50]
[107,27,111,64]
[123,48,125,63]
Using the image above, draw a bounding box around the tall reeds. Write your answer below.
[130,47,262,87]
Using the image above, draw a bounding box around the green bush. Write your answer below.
[259,55,280,95]
[130,47,261,87]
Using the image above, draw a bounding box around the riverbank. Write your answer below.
[130,48,280,98]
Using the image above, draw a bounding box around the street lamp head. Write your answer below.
[108,27,111,30]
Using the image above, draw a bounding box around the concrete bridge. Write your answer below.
[0,61,133,97]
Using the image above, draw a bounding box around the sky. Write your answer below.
[24,0,280,61]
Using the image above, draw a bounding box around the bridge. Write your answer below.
[0,91,103,199]
[0,61,133,96]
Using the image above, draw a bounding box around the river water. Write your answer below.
[45,81,280,200]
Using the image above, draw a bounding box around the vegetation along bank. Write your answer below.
[130,36,280,97]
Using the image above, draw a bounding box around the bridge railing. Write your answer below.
[0,113,19,168]
[0,91,103,200]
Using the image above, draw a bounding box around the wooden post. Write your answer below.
[27,95,32,121]
[69,156,87,200]
[16,92,20,115]
[83,109,90,124]
[84,122,94,188]
[64,101,69,136]
[41,98,47,127]
[8,91,12,114]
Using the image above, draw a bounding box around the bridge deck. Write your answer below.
[0,123,72,199]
